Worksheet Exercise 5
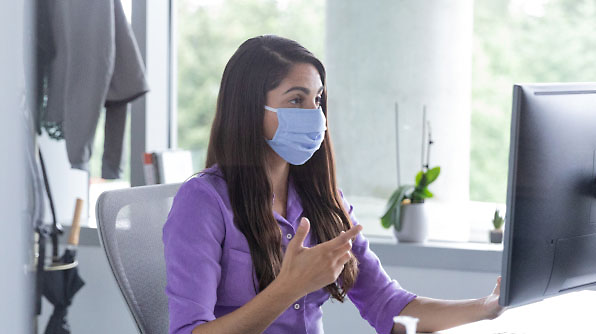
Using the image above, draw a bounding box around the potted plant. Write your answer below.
[380,167,440,242]
[381,105,440,242]
[490,209,504,243]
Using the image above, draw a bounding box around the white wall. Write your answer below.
[0,1,34,333]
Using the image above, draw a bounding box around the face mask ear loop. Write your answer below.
[264,105,278,113]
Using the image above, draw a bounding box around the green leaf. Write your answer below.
[383,200,405,232]
[380,185,413,229]
[415,171,424,186]
[425,166,441,184]
[393,204,403,231]
[382,188,403,214]
[381,190,401,228]
[421,187,434,198]
[380,209,394,229]
[381,186,411,218]
[492,209,505,229]
[410,189,425,203]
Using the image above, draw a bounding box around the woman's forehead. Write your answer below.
[277,63,323,92]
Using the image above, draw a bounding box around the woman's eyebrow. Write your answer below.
[283,86,310,95]
[283,86,324,95]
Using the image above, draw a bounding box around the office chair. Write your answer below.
[96,183,181,334]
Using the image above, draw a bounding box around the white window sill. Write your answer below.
[366,235,502,273]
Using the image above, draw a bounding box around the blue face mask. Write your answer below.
[265,105,327,165]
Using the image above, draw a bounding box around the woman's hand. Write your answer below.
[482,277,506,320]
[190,216,360,334]
[277,217,363,299]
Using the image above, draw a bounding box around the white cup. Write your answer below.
[393,315,419,334]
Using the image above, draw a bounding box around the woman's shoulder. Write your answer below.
[197,164,225,180]
[337,188,354,215]
[165,165,228,234]
[180,165,225,192]
[173,164,228,206]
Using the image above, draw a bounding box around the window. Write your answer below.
[470,0,596,203]
[467,0,596,241]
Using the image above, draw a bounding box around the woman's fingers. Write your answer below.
[294,219,362,254]
[329,235,353,257]
[316,225,362,265]
[483,276,506,319]
[343,224,363,240]
[493,276,502,296]
[326,225,362,250]
[290,218,361,261]
[329,225,362,247]
[288,217,310,252]
[336,250,352,266]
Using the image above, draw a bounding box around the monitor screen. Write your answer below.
[500,82,596,307]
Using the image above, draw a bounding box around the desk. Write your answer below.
[439,290,596,333]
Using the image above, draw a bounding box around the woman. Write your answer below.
[163,35,504,334]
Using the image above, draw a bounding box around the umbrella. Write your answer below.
[35,148,65,328]
[42,198,85,334]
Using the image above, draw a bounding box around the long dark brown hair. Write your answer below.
[205,35,357,301]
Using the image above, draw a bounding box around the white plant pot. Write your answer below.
[394,203,429,243]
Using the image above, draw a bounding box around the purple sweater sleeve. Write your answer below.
[341,194,417,334]
[162,178,226,334]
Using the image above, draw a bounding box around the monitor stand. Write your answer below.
[544,233,596,295]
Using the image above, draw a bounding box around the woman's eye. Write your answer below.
[289,95,322,107]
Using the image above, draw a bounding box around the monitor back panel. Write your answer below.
[500,83,596,307]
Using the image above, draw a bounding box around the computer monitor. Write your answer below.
[500,82,596,307]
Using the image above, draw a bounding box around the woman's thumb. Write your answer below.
[290,217,310,249]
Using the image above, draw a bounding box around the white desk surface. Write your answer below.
[438,290,596,334]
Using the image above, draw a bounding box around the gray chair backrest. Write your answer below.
[96,183,181,334]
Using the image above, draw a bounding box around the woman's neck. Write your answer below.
[267,153,290,216]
